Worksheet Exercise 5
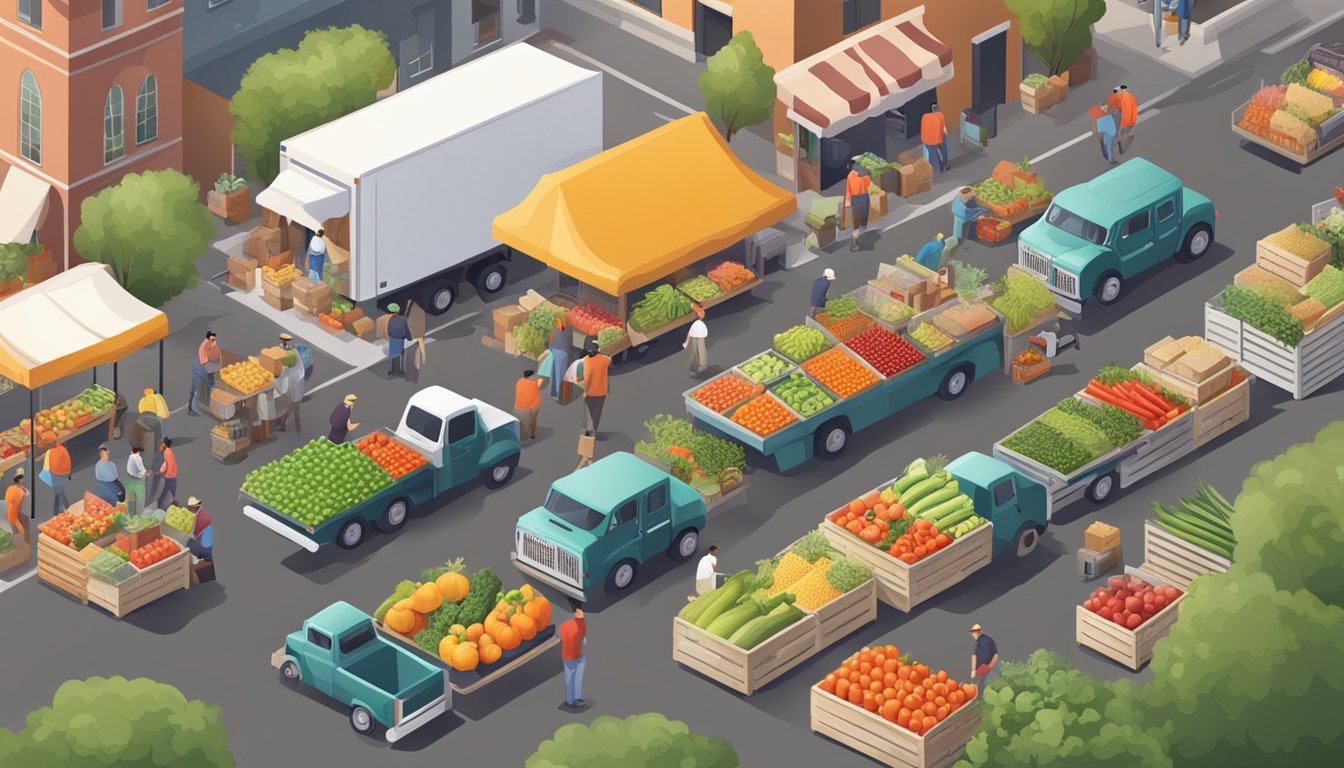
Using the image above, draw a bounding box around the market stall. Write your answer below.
[1233,45,1344,166]
[967,160,1053,244]
[488,112,794,361]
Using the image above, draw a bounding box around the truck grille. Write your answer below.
[1050,267,1078,297]
[517,532,581,586]
[1018,244,1050,278]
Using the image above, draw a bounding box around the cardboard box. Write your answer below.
[262,293,293,312]
[247,227,282,261]
[259,347,287,377]
[295,294,332,317]
[494,306,529,341]
[352,317,375,337]
[577,432,596,459]
[261,208,282,229]
[914,176,933,195]
[897,165,916,198]
[1085,522,1121,553]
[326,239,350,269]
[1143,336,1184,370]
[1171,348,1229,381]
[291,276,314,298]
[342,308,365,331]
[896,149,924,166]
[227,269,255,293]
[228,255,258,276]
[869,190,889,219]
[912,158,933,182]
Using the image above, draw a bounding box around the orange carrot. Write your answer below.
[1124,381,1174,414]
[1093,382,1161,419]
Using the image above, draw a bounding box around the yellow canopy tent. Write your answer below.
[492,112,795,297]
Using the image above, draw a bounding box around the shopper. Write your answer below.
[684,303,709,377]
[91,443,122,507]
[125,446,147,515]
[274,351,306,433]
[186,496,214,574]
[577,341,611,436]
[540,320,571,403]
[307,229,328,284]
[560,598,587,709]
[1162,0,1191,44]
[844,158,872,252]
[41,440,72,516]
[693,545,719,599]
[1117,84,1140,154]
[188,331,221,416]
[385,303,414,378]
[153,439,178,509]
[5,469,28,546]
[514,369,544,441]
[920,103,950,172]
[810,268,836,318]
[970,623,1000,685]
[914,233,947,270]
[1091,103,1120,165]
[328,395,360,444]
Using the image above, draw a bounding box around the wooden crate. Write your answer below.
[1141,361,1233,405]
[821,520,992,612]
[37,533,88,604]
[809,577,878,650]
[810,685,981,768]
[86,547,190,619]
[210,432,251,458]
[1142,521,1230,590]
[1075,568,1186,671]
[1191,368,1251,447]
[673,612,819,696]
[1205,299,1344,399]
[1254,237,1330,286]
[1011,358,1051,384]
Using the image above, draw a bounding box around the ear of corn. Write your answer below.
[766,552,813,595]
[788,560,841,610]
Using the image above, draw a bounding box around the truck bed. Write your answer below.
[343,643,441,701]
[1231,99,1344,165]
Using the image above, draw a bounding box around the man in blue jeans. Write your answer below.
[307,229,327,284]
[560,598,587,709]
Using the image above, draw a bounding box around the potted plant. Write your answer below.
[13,242,54,288]
[0,244,26,298]
[1007,0,1105,87]
[208,173,251,223]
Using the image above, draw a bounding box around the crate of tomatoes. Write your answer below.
[1076,566,1185,671]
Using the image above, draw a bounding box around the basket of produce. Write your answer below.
[689,372,764,414]
[1143,489,1233,591]
[991,269,1058,334]
[815,295,876,340]
[851,284,915,328]
[126,536,181,572]
[676,275,723,303]
[37,494,122,550]
[802,347,881,398]
[634,414,747,501]
[843,326,926,378]
[1077,569,1185,670]
[734,350,796,385]
[931,301,998,338]
[356,432,430,479]
[629,284,693,333]
[908,322,957,355]
[220,360,275,396]
[566,302,622,337]
[773,325,833,363]
[771,373,838,418]
[728,392,797,438]
[707,261,756,293]
[86,548,133,585]
[1011,349,1051,384]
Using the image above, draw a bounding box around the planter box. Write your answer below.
[38,533,88,604]
[25,250,56,285]
[208,189,251,223]
[1205,298,1344,399]
[822,519,992,612]
[1142,521,1230,590]
[1020,83,1053,115]
[810,685,981,768]
[87,546,190,619]
[1075,566,1185,671]
[1255,235,1330,287]
[1049,75,1069,103]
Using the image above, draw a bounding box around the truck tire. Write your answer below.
[349,705,377,736]
[278,660,301,684]
[336,519,365,550]
[1086,471,1118,504]
[605,559,638,593]
[484,455,518,489]
[377,498,411,534]
[1095,271,1124,306]
[1014,525,1042,557]
[474,262,508,295]
[422,283,456,316]
[1181,223,1213,260]
[669,528,699,562]
[814,419,852,460]
[937,364,973,401]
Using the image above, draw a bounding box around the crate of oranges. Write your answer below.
[690,373,763,414]
[128,536,182,571]
[220,360,275,395]
[729,393,797,438]
[802,347,880,399]
[355,431,429,479]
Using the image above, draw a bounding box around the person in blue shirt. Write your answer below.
[1161,0,1192,44]
[307,229,327,284]
[951,188,990,243]
[914,234,947,270]
[810,268,835,318]
[1094,102,1120,165]
[385,303,413,378]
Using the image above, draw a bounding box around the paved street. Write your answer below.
[3,13,1343,768]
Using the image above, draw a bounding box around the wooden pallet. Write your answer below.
[821,520,992,612]
[1075,566,1185,671]
[37,533,88,604]
[86,547,191,619]
[1142,521,1230,590]
[810,684,981,768]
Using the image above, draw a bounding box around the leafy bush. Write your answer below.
[699,32,775,143]
[636,415,745,477]
[1221,286,1304,347]
[527,712,738,768]
[0,676,236,767]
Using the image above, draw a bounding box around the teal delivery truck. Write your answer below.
[1016,158,1215,313]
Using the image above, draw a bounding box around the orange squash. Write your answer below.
[484,615,507,639]
[412,582,443,613]
[479,643,502,665]
[384,607,416,635]
[519,584,535,601]
[494,624,521,651]
[438,635,460,663]
[478,634,495,648]
[524,596,552,629]
[510,612,537,641]
[435,565,470,603]
[450,642,479,672]
[449,623,466,637]
[465,623,484,643]
[409,611,428,638]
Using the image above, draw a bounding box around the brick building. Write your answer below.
[0,0,184,270]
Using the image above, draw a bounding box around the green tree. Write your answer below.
[230,25,395,185]
[699,32,776,143]
[1231,421,1344,606]
[73,170,215,308]
[954,650,1169,768]
[0,676,236,767]
[1144,566,1344,767]
[1004,0,1107,75]
[527,712,739,768]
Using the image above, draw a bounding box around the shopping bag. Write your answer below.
[407,345,424,385]
[39,469,53,487]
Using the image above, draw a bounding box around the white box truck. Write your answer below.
[256,43,603,314]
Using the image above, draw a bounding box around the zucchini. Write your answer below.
[900,473,948,506]
[924,496,973,523]
[705,601,764,639]
[937,506,977,529]
[1197,482,1234,519]
[691,571,753,628]
[894,469,928,494]
[908,485,959,516]
[731,604,805,649]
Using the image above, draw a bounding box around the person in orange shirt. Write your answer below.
[5,469,29,545]
[153,438,178,509]
[577,341,611,436]
[513,369,544,441]
[844,158,872,252]
[559,598,587,709]
[41,441,72,516]
[1116,84,1139,155]
[920,103,950,173]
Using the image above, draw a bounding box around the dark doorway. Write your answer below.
[820,117,885,191]
[972,29,1008,107]
[886,88,938,142]
[696,3,733,58]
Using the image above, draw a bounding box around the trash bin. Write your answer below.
[966,102,998,140]
[747,228,788,275]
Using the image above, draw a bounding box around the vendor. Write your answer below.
[541,320,573,403]
[914,233,947,270]
[186,496,213,561]
[950,188,990,243]
[91,443,122,507]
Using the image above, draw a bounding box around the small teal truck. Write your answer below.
[1016,158,1216,313]
[244,386,521,551]
[511,452,742,600]
[272,601,449,741]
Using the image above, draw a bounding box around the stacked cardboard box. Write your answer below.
[227,255,257,292]
[1142,336,1233,403]
[341,308,365,333]
[261,271,294,312]
[259,347,287,377]
[352,317,375,337]
[293,278,332,316]
[247,226,282,263]
[1084,522,1121,553]
[493,306,528,341]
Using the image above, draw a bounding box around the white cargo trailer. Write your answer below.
[256,43,603,314]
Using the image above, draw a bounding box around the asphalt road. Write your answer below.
[2,17,1343,768]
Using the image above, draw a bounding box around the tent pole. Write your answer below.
[113,362,119,394]
[93,367,97,386]
[158,341,164,394]
[28,387,35,520]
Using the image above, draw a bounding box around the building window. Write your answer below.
[19,0,41,29]
[842,0,881,35]
[136,75,158,145]
[20,70,41,165]
[630,0,662,13]
[148,0,171,10]
[404,4,434,78]
[472,0,500,50]
[104,86,125,164]
[207,0,232,7]
[103,0,122,30]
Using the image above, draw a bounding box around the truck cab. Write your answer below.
[946,452,1049,556]
[394,386,521,491]
[272,601,448,742]
[1017,158,1215,313]
[511,452,707,600]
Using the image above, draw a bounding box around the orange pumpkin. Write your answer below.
[494,624,521,651]
[479,643,502,665]
[438,635,460,662]
[435,568,470,603]
[510,612,537,641]
[409,612,428,637]
[524,596,551,628]
[465,623,484,642]
[478,634,495,648]
[450,642,479,672]
[384,607,416,635]
[412,582,443,613]
[449,623,466,637]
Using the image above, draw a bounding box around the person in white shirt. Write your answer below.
[693,545,719,599]
[124,446,148,515]
[684,302,709,377]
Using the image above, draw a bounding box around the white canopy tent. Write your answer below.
[0,165,51,245]
[254,165,349,232]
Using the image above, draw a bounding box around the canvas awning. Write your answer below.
[775,8,954,138]
[255,165,348,231]
[0,165,51,245]
[0,263,168,389]
[492,112,795,296]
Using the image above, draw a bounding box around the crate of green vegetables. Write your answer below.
[87,549,133,585]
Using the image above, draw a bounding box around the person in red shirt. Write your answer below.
[920,103,950,173]
[513,369,544,441]
[153,438,178,509]
[559,598,587,709]
[1116,84,1139,155]
[844,159,872,252]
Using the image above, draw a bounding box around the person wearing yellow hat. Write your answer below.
[185,496,214,565]
[915,233,948,270]
[327,395,360,444]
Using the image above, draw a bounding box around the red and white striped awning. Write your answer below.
[775,9,954,138]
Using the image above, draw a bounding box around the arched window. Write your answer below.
[104,85,125,164]
[20,70,41,164]
[135,75,158,145]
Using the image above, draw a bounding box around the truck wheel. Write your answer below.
[336,519,365,550]
[1014,525,1042,557]
[1086,472,1118,504]
[474,263,508,295]
[377,498,410,534]
[349,706,376,736]
[278,660,301,684]
[422,283,456,316]
[937,364,973,401]
[669,528,699,562]
[1182,223,1212,259]
[605,560,638,593]
[484,455,518,489]
[814,419,851,460]
[1095,272,1124,305]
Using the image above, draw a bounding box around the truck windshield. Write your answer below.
[544,490,606,531]
[340,625,377,654]
[403,406,443,443]
[1044,204,1107,245]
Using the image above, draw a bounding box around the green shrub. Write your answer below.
[527,712,738,768]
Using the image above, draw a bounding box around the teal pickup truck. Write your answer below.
[272,602,449,741]
[1016,158,1215,313]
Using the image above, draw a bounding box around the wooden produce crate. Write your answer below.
[809,577,878,650]
[1255,234,1330,287]
[1190,367,1251,447]
[672,613,817,696]
[1205,297,1344,399]
[1075,566,1186,671]
[37,533,88,604]
[211,432,251,459]
[1142,521,1230,590]
[821,520,992,612]
[811,684,981,768]
[86,547,190,619]
[1141,361,1233,405]
[0,538,31,573]
[1011,357,1051,384]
